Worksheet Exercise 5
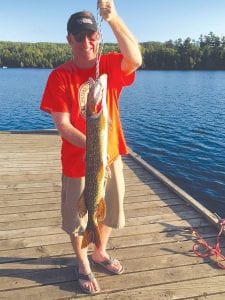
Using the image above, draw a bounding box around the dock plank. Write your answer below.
[0,132,225,299]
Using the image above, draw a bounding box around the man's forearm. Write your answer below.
[52,112,86,148]
[109,16,142,73]
[58,123,86,148]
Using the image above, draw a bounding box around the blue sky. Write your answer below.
[1,0,225,43]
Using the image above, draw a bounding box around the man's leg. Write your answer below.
[70,234,100,293]
[61,175,99,293]
[92,224,123,273]
[92,156,125,273]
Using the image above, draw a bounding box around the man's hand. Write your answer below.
[97,0,118,22]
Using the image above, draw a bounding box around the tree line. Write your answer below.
[1,32,225,70]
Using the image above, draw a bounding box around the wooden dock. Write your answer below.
[1,131,225,299]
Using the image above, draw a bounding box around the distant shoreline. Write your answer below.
[1,32,225,70]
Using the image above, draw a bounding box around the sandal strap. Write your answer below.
[77,271,95,281]
[100,256,117,266]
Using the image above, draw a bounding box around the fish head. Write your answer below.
[86,78,104,116]
[86,74,109,117]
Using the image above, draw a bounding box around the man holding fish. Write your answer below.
[40,0,142,295]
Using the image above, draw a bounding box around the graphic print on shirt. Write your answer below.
[78,79,93,119]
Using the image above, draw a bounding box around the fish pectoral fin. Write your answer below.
[77,194,87,217]
[81,225,101,249]
[96,198,106,222]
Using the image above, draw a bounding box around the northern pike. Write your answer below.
[81,74,108,249]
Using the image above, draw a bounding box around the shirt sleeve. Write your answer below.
[40,69,71,114]
[106,53,135,87]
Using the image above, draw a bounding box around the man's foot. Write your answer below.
[76,267,100,294]
[76,260,100,294]
[91,252,124,275]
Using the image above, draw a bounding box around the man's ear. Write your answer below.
[67,34,72,45]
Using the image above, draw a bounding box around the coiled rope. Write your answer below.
[192,218,225,269]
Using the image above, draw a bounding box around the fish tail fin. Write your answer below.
[96,198,106,222]
[81,225,101,249]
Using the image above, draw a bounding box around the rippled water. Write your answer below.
[0,68,53,130]
[121,70,225,217]
[1,68,225,217]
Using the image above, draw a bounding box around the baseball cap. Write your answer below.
[67,11,98,35]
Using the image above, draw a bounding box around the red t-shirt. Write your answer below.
[40,52,135,177]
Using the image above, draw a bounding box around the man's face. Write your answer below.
[67,30,100,65]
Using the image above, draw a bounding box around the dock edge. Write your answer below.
[128,148,223,232]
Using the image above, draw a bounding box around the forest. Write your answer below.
[1,32,225,70]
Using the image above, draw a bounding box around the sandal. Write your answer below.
[92,256,124,275]
[75,267,100,294]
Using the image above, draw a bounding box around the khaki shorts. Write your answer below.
[61,156,125,235]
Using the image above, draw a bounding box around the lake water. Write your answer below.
[1,68,225,217]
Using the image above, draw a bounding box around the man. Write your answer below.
[40,0,142,295]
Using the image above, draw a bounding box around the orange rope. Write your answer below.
[192,219,225,269]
